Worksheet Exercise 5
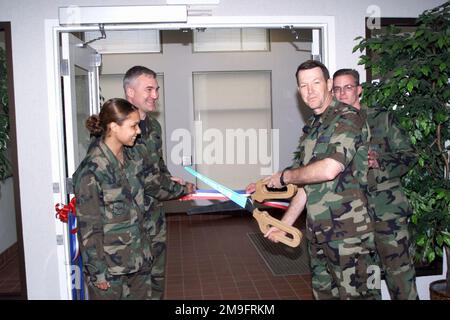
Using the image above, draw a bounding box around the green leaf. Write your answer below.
[435,112,448,124]
[427,249,436,263]
[407,79,419,93]
[436,246,443,257]
[416,234,426,246]
[418,157,425,167]
[437,234,444,246]
[420,65,431,76]
[414,129,423,140]
[394,68,405,77]
[435,188,449,199]
[415,29,424,37]
[442,233,450,247]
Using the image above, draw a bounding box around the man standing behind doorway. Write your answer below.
[332,68,418,300]
[124,66,195,299]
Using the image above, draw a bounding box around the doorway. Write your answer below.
[47,15,334,299]
[98,28,314,191]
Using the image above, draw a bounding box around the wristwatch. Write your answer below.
[280,168,289,187]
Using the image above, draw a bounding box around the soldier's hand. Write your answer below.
[171,176,185,185]
[264,226,286,243]
[262,172,283,189]
[94,281,110,291]
[245,183,256,194]
[368,149,380,169]
[185,182,196,194]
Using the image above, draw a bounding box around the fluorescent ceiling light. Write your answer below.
[166,0,220,4]
[59,5,187,25]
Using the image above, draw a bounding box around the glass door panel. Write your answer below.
[74,66,91,162]
[193,71,272,190]
[61,33,100,177]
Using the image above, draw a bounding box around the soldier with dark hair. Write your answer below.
[73,98,153,299]
[123,66,195,299]
[332,68,418,300]
[261,60,381,299]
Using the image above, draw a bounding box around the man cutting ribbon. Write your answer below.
[183,166,303,248]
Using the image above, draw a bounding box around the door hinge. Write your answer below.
[94,53,102,67]
[66,177,74,194]
[52,182,60,193]
[311,29,321,62]
[60,59,69,76]
[312,54,322,62]
[56,234,64,246]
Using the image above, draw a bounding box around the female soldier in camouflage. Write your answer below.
[73,98,153,299]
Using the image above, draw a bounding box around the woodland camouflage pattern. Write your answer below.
[364,106,418,300]
[309,233,381,299]
[365,106,416,219]
[134,114,187,299]
[136,115,186,206]
[87,270,153,300]
[73,140,152,288]
[294,99,374,243]
[293,99,380,299]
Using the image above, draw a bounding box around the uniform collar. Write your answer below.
[98,140,126,170]
[312,98,340,126]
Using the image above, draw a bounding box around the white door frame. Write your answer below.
[61,33,100,178]
[45,15,335,299]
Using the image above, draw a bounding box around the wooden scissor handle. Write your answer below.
[252,208,302,248]
[251,179,298,203]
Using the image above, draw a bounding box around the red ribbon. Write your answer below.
[55,197,76,223]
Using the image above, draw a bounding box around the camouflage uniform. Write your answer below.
[73,140,152,300]
[364,106,418,300]
[135,114,187,299]
[294,99,381,300]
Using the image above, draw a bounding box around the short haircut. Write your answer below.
[333,69,360,85]
[295,60,330,83]
[123,66,157,92]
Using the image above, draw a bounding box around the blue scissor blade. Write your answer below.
[184,166,252,210]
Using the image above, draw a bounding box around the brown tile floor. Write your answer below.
[165,209,313,300]
[0,209,313,300]
[0,251,22,299]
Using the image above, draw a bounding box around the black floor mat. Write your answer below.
[248,232,310,276]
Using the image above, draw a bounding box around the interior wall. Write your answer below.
[0,0,444,299]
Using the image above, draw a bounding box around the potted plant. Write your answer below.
[0,45,11,182]
[353,2,450,298]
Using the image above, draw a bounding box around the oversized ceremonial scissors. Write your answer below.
[184,167,303,247]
